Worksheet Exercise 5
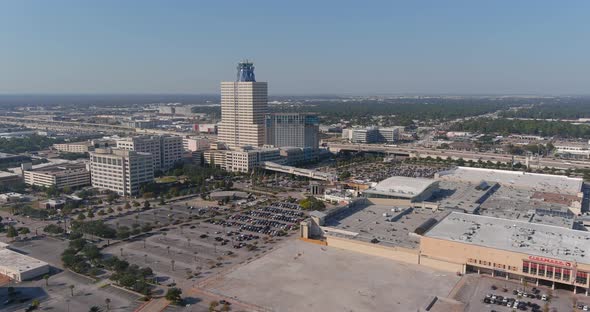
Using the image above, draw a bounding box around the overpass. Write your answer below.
[0,116,136,134]
[327,143,590,170]
[260,161,338,181]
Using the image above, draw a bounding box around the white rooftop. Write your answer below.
[364,176,437,198]
[0,248,49,273]
[436,167,583,196]
[425,212,590,264]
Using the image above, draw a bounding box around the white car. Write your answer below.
[513,301,519,308]
[541,294,548,301]
[583,305,588,311]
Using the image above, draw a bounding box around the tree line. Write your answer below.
[451,118,590,139]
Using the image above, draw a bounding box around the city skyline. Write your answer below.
[2,1,590,95]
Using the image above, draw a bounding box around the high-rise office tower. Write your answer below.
[218,61,268,149]
[265,113,320,149]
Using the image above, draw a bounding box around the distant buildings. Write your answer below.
[183,137,210,152]
[159,104,197,116]
[553,140,590,159]
[89,148,154,195]
[53,141,94,153]
[342,127,402,144]
[218,61,268,149]
[53,139,115,153]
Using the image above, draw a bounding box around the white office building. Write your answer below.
[89,148,154,195]
[116,135,183,171]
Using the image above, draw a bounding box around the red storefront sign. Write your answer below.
[528,256,571,267]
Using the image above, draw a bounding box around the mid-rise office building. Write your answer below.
[218,61,268,148]
[89,148,154,195]
[160,136,184,170]
[265,113,320,150]
[116,135,183,171]
[224,147,280,173]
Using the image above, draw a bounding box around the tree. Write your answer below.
[18,227,30,235]
[6,225,18,240]
[87,211,95,219]
[165,287,182,304]
[105,298,111,311]
[69,284,75,296]
[77,213,86,221]
[89,306,102,312]
[32,299,40,308]
[339,171,351,180]
[209,301,219,312]
[43,274,50,286]
[143,200,151,210]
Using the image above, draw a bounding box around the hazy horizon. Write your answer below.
[2,1,589,95]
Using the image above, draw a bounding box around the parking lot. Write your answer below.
[453,275,581,312]
[102,201,305,290]
[202,239,460,312]
[4,237,143,312]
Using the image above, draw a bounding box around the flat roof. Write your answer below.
[425,212,590,264]
[324,204,448,249]
[0,171,19,178]
[0,248,49,273]
[364,176,437,198]
[30,163,88,176]
[436,167,583,196]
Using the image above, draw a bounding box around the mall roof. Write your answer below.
[436,167,583,196]
[0,248,49,273]
[425,212,590,264]
[363,176,437,199]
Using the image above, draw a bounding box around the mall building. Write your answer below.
[421,212,590,295]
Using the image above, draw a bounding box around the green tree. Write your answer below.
[6,225,18,240]
[44,274,50,286]
[165,287,182,304]
[18,227,30,235]
[77,213,86,221]
[69,284,75,296]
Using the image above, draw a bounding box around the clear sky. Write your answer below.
[1,0,589,95]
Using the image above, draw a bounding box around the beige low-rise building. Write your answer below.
[53,141,94,153]
[23,163,90,189]
[0,244,49,282]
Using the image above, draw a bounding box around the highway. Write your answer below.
[327,143,590,170]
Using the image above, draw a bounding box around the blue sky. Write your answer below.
[1,0,589,95]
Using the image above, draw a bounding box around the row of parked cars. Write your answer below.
[484,294,541,311]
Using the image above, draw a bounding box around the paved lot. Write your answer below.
[201,239,460,312]
[453,275,577,312]
[4,237,144,312]
[10,236,68,268]
[102,221,277,289]
[0,270,143,312]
